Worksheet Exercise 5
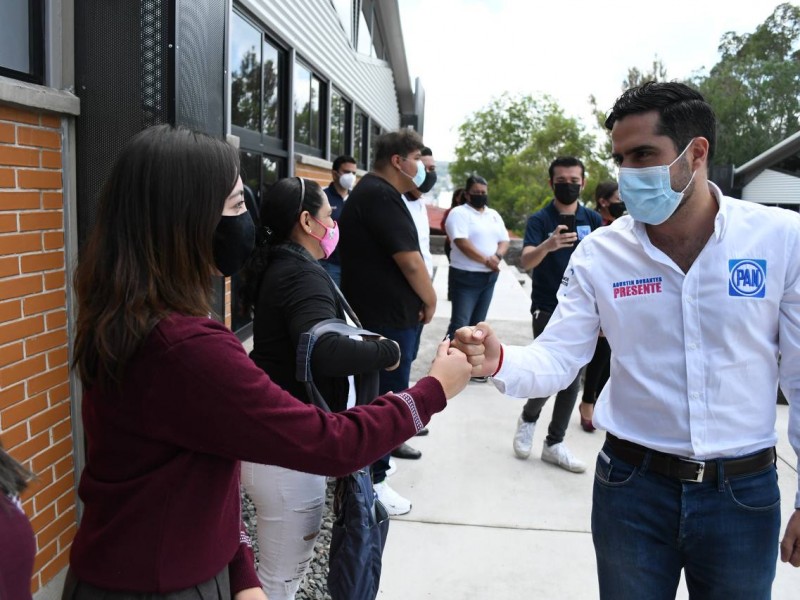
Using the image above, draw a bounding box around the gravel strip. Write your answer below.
[242,480,335,600]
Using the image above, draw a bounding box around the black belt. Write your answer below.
[605,433,776,483]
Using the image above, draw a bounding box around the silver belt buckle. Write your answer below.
[679,458,706,482]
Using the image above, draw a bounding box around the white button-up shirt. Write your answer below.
[494,184,800,507]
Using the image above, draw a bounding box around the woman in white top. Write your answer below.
[444,175,509,340]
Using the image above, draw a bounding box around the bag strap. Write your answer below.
[296,318,382,413]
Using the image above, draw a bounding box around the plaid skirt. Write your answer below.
[61,567,230,600]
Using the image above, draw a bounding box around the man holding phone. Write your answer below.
[513,156,602,471]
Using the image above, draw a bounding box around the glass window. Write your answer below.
[353,107,367,169]
[0,0,44,84]
[370,122,382,167]
[262,39,281,138]
[230,13,262,131]
[330,89,351,159]
[357,6,373,57]
[331,0,353,44]
[294,62,324,151]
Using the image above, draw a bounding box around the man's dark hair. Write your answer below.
[605,81,716,163]
[548,157,585,181]
[332,155,356,171]
[421,146,433,157]
[373,129,425,168]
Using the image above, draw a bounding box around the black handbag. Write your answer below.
[295,311,390,600]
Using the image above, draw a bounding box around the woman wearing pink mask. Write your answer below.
[239,177,401,599]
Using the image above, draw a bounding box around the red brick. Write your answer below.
[55,489,74,515]
[0,213,17,232]
[29,503,56,533]
[0,275,43,301]
[0,299,21,323]
[0,390,47,428]
[0,340,23,367]
[1,421,28,448]
[27,364,68,396]
[43,271,64,290]
[0,353,46,387]
[0,232,42,255]
[53,454,73,480]
[0,314,44,345]
[0,191,40,209]
[51,418,72,444]
[47,347,68,369]
[37,506,73,549]
[26,328,67,355]
[57,522,77,550]
[17,127,60,149]
[0,382,24,410]
[28,401,70,436]
[45,310,65,330]
[0,145,40,167]
[48,382,69,404]
[0,122,14,143]
[39,114,61,128]
[19,210,62,230]
[21,251,63,273]
[0,106,39,124]
[41,151,61,169]
[39,547,71,587]
[8,430,49,463]
[0,169,14,188]
[42,192,62,210]
[32,538,57,572]
[17,170,62,190]
[24,290,64,315]
[0,256,20,278]
[31,436,73,474]
[33,472,73,514]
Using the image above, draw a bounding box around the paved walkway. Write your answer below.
[379,254,800,599]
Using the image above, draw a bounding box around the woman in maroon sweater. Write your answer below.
[0,442,35,599]
[64,125,473,600]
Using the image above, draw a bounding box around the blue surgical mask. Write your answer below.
[400,157,427,188]
[618,140,696,225]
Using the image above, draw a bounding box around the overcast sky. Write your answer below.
[399,0,783,161]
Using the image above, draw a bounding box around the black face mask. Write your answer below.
[212,212,256,276]
[469,194,488,208]
[554,182,581,205]
[416,170,437,194]
[609,202,626,219]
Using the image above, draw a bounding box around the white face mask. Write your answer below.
[617,140,696,225]
[338,172,356,190]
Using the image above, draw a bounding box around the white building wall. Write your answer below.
[742,169,800,206]
[239,0,401,130]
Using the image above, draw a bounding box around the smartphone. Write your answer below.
[558,213,576,233]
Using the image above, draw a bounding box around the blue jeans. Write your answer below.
[446,267,499,338]
[364,324,418,484]
[592,442,780,600]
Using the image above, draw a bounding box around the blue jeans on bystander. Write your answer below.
[446,267,499,338]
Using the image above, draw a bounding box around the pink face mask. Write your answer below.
[310,217,339,259]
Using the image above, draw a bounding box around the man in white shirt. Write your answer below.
[454,82,800,599]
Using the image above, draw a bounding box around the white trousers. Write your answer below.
[240,462,326,600]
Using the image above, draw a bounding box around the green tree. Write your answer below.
[451,94,611,234]
[694,2,800,166]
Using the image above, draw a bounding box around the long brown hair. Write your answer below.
[72,125,239,387]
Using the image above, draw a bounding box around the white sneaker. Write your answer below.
[541,441,586,473]
[374,481,412,516]
[513,416,536,459]
[386,457,398,477]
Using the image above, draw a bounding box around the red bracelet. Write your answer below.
[491,345,504,377]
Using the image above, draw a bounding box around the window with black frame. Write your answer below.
[293,62,326,156]
[330,88,351,159]
[0,0,44,84]
[353,107,368,169]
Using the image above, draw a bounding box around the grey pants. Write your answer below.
[521,310,584,446]
[62,567,231,600]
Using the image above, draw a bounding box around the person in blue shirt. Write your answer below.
[320,155,357,286]
[512,157,601,472]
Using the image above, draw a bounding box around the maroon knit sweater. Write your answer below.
[69,314,445,594]
[0,494,35,599]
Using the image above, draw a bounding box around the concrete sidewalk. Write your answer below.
[378,255,800,599]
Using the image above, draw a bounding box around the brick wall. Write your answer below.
[0,103,74,594]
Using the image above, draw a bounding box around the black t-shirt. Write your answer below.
[338,173,422,329]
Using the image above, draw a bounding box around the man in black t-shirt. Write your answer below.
[339,129,437,516]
